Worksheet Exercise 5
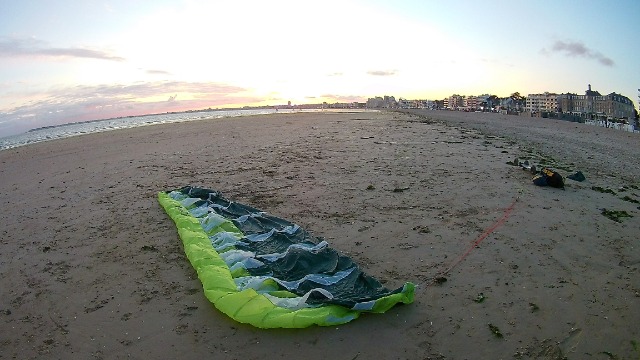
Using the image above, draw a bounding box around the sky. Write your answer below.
[1,0,639,137]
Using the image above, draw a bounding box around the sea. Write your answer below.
[0,108,364,151]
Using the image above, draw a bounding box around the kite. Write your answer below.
[158,186,415,328]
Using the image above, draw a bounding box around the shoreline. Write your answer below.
[0,108,374,151]
[1,111,638,359]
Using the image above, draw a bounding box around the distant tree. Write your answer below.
[510,92,526,111]
[510,92,523,101]
[487,95,499,110]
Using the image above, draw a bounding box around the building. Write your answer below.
[396,99,435,109]
[526,92,558,113]
[366,96,397,108]
[441,94,493,111]
[558,85,634,120]
[594,93,635,119]
[463,95,479,109]
[446,94,464,109]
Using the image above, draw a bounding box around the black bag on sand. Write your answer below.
[541,168,565,189]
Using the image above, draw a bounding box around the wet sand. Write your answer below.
[1,110,638,359]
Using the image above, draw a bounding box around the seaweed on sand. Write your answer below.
[601,209,633,223]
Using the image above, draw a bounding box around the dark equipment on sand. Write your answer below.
[533,168,565,189]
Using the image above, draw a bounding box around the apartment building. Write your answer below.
[526,92,558,113]
[594,92,635,119]
[366,95,397,108]
[447,94,464,109]
[463,95,479,109]
[558,85,634,120]
[442,94,492,110]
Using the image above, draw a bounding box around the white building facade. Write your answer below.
[525,92,558,113]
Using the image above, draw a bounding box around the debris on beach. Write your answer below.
[412,225,431,234]
[473,293,486,303]
[433,276,447,285]
[600,209,633,223]
[567,171,586,182]
[507,157,538,174]
[507,157,528,169]
[520,160,535,173]
[392,186,410,193]
[488,323,504,338]
[532,168,565,189]
[513,159,580,189]
[592,186,617,195]
[620,196,640,204]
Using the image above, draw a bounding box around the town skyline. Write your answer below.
[2,81,638,138]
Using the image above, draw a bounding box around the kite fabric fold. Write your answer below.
[158,186,415,328]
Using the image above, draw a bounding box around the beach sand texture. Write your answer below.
[1,110,638,359]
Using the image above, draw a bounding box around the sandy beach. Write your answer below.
[1,110,638,359]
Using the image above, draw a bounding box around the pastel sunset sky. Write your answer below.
[1,0,638,137]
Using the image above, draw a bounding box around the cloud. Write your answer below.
[366,70,398,76]
[147,69,172,75]
[542,40,614,67]
[0,37,124,62]
[52,81,246,101]
[0,81,261,137]
[320,94,365,103]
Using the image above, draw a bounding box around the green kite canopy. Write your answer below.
[158,186,415,328]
